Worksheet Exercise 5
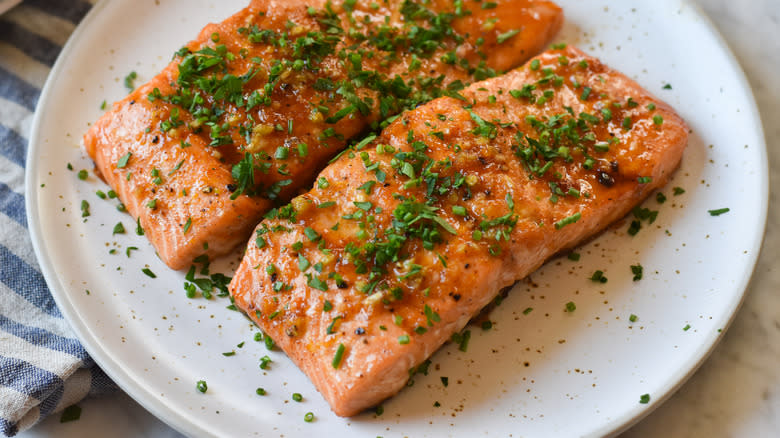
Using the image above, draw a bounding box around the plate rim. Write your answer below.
[24,1,215,437]
[596,1,769,434]
[24,1,769,437]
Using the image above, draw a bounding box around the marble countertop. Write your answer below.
[18,0,780,436]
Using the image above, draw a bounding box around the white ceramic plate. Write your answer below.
[26,1,767,437]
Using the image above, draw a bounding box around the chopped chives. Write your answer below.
[555,212,581,229]
[708,208,730,216]
[332,343,345,368]
[496,29,520,44]
[117,152,132,168]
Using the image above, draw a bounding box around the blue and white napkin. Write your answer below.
[0,1,117,436]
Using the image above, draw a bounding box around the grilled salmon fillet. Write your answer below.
[83,0,563,269]
[228,46,688,416]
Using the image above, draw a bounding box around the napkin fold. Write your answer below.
[0,1,118,436]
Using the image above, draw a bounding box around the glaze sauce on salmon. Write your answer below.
[228,46,688,416]
[83,0,563,269]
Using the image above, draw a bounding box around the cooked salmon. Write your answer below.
[228,46,688,416]
[83,0,563,270]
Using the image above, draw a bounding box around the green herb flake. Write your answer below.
[77,169,88,180]
[555,212,581,229]
[256,387,266,396]
[656,192,667,204]
[142,268,156,278]
[567,252,580,261]
[304,412,315,423]
[298,253,311,272]
[673,187,685,196]
[398,334,410,345]
[196,380,208,393]
[124,71,137,92]
[565,301,576,312]
[260,355,272,369]
[639,393,650,404]
[523,307,533,315]
[292,393,303,402]
[683,324,691,331]
[629,314,638,323]
[332,343,345,368]
[631,264,643,281]
[590,270,607,283]
[496,29,520,44]
[116,152,133,169]
[708,208,730,216]
[112,222,125,235]
[304,227,321,241]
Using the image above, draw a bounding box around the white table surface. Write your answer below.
[19,0,780,436]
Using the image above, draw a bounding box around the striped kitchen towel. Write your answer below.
[0,1,117,436]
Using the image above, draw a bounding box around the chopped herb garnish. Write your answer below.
[292,393,303,402]
[124,71,137,92]
[523,307,533,315]
[496,29,520,44]
[196,380,208,393]
[631,264,643,281]
[304,412,315,422]
[332,343,345,368]
[77,169,88,180]
[683,324,691,331]
[259,355,272,369]
[639,393,650,404]
[590,270,607,283]
[629,314,638,323]
[708,208,730,216]
[398,334,410,345]
[555,212,581,229]
[673,187,685,196]
[112,222,125,235]
[142,268,156,278]
[565,301,576,312]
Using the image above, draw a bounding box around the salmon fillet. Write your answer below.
[228,46,689,416]
[83,0,563,270]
